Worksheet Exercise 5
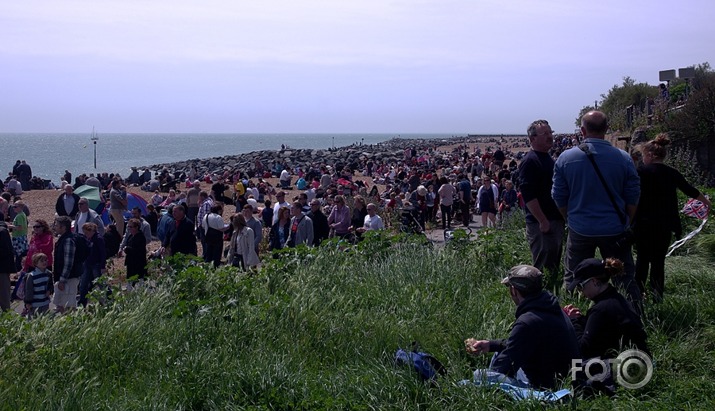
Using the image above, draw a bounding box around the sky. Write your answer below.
[1,0,714,134]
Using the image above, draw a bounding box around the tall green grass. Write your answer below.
[2,220,715,410]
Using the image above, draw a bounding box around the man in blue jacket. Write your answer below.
[552,110,641,309]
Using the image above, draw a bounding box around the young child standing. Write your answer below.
[24,253,53,318]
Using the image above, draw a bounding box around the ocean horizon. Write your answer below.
[3,132,469,183]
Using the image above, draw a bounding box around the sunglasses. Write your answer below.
[33,225,42,229]
[576,277,594,291]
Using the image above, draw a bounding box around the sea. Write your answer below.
[1,133,462,183]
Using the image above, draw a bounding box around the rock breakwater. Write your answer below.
[138,136,509,177]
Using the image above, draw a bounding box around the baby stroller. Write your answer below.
[400,207,424,235]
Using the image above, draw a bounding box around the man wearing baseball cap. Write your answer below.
[465,265,580,389]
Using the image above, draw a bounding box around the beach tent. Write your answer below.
[101,193,150,225]
[74,185,105,214]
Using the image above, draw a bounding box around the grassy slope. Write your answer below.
[1,216,714,410]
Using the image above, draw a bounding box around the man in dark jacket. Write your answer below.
[55,185,81,218]
[307,199,329,246]
[465,265,580,390]
[0,222,16,311]
[162,205,197,256]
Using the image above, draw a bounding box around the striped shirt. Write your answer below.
[24,269,53,308]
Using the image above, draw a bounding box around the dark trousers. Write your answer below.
[232,254,245,271]
[526,220,565,286]
[187,206,199,227]
[79,265,101,307]
[204,242,223,268]
[635,226,671,301]
[440,204,453,229]
[460,200,471,226]
[565,229,642,314]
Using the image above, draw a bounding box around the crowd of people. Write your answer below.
[0,110,710,395]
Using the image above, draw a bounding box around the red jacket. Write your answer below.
[24,232,54,271]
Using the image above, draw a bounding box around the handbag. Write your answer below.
[11,271,27,301]
[12,235,29,256]
[578,144,634,246]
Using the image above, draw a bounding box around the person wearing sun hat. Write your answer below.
[464,264,580,389]
[563,258,649,359]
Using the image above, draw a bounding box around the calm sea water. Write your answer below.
[1,133,460,183]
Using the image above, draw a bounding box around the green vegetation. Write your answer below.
[2,215,715,409]
[577,62,715,185]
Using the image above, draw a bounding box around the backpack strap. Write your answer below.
[578,144,627,226]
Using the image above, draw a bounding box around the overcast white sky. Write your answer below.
[1,0,713,134]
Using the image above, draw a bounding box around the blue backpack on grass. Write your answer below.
[395,343,446,382]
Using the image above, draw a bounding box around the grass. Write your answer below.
[2,215,715,410]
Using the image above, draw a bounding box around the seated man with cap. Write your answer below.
[465,265,580,389]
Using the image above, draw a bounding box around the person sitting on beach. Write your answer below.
[148,177,160,192]
[160,189,177,207]
[246,180,260,201]
[7,175,22,199]
[279,168,292,188]
[233,179,246,201]
[127,168,140,186]
[211,180,230,204]
[84,174,101,188]
[150,190,164,207]
[176,192,187,206]
[296,176,307,190]
[320,167,332,189]
[140,169,152,185]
